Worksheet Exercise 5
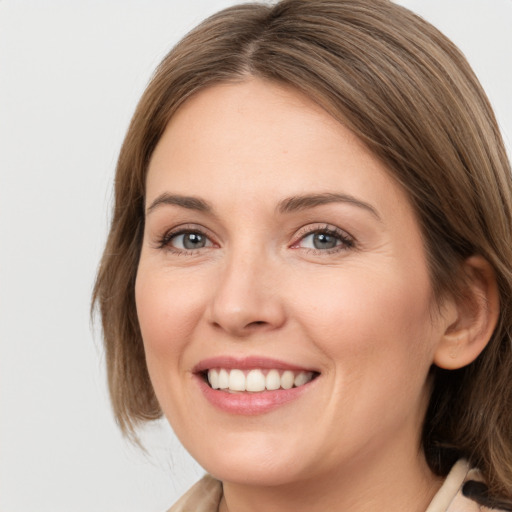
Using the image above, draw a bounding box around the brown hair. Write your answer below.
[93,0,512,502]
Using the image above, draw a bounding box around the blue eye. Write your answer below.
[165,231,213,251]
[296,226,354,252]
[301,232,340,250]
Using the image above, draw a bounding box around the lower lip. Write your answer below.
[195,374,316,415]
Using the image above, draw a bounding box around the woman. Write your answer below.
[93,0,512,510]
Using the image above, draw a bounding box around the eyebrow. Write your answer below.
[146,193,212,215]
[146,191,380,220]
[277,192,381,220]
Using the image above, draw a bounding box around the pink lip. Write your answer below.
[193,356,315,373]
[193,356,319,415]
[195,376,316,415]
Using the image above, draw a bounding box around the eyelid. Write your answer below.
[154,223,218,251]
[152,222,355,255]
[290,223,355,251]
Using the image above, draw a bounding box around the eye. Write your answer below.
[171,232,211,250]
[301,231,340,250]
[157,227,215,253]
[292,225,354,253]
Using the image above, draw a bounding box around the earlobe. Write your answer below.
[434,256,500,370]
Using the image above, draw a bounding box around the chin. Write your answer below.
[203,458,304,487]
[183,430,310,487]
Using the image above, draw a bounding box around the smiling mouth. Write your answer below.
[203,368,319,393]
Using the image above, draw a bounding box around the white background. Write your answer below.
[0,1,510,511]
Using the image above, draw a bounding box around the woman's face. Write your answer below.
[136,79,450,487]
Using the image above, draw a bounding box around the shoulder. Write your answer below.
[428,460,511,512]
[449,467,510,512]
[166,474,222,512]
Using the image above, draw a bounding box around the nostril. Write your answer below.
[248,320,267,327]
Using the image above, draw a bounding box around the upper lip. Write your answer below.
[193,356,318,374]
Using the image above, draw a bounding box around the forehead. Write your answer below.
[146,78,412,222]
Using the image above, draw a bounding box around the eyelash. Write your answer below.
[156,225,216,255]
[291,224,355,254]
[156,224,355,255]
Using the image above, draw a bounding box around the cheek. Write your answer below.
[299,265,437,434]
[135,267,207,366]
[292,261,436,373]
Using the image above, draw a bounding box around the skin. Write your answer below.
[135,79,460,511]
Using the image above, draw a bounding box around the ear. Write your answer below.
[434,256,500,370]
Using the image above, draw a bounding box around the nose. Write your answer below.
[206,249,286,337]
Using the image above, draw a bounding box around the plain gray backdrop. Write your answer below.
[1,1,511,511]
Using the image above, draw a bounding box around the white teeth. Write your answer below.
[294,372,310,387]
[209,369,219,389]
[229,369,246,391]
[246,369,266,392]
[218,369,229,389]
[207,368,314,392]
[265,369,281,390]
[281,370,295,390]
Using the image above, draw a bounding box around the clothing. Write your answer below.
[168,474,221,512]
[167,459,507,512]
